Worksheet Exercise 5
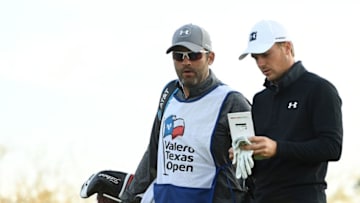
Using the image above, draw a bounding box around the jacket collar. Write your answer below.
[264,61,306,94]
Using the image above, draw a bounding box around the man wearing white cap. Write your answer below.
[235,20,343,202]
[119,23,252,203]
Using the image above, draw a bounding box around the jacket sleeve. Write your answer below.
[121,81,179,201]
[277,79,343,162]
[120,113,160,202]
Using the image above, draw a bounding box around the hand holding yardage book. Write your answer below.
[227,111,255,179]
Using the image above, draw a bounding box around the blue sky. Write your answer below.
[0,0,359,202]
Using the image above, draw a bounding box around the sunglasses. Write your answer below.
[172,50,209,62]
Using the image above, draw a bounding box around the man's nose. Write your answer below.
[181,56,191,65]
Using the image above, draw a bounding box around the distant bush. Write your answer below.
[0,145,6,159]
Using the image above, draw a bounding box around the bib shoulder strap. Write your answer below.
[157,79,178,121]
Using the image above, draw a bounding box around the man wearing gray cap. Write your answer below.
[234,20,343,203]
[120,23,252,203]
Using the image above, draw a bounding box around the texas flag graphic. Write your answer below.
[163,115,185,139]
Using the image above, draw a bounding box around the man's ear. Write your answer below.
[208,52,215,65]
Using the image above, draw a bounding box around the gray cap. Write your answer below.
[166,24,212,54]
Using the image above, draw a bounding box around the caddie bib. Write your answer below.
[154,85,233,203]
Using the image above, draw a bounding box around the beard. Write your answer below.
[180,76,199,88]
[177,68,201,88]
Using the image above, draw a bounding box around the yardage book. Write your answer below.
[227,111,255,140]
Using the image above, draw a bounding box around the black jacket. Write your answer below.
[251,61,343,203]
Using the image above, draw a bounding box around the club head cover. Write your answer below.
[80,170,134,201]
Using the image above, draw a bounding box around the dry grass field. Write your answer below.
[0,170,358,203]
[1,144,359,203]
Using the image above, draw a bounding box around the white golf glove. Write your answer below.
[232,136,254,179]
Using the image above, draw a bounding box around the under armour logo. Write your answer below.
[287,101,298,109]
[249,32,257,42]
[179,29,190,36]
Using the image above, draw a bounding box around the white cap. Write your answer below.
[239,20,290,60]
